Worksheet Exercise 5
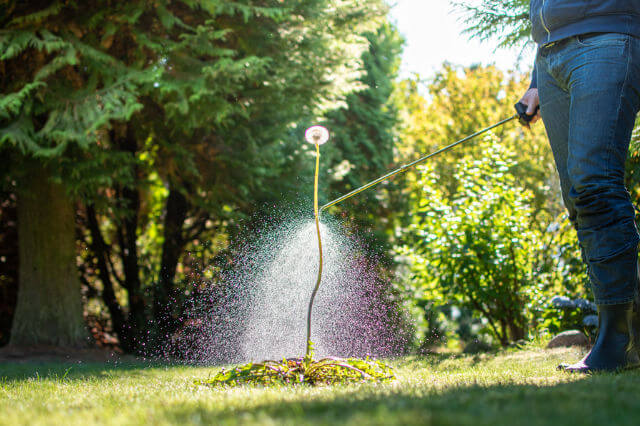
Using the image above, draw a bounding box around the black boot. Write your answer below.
[558,302,640,373]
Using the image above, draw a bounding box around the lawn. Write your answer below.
[1,346,638,426]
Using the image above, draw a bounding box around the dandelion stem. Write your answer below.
[306,142,323,357]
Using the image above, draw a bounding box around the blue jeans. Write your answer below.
[536,32,640,305]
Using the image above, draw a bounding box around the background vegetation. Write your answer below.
[2,0,636,355]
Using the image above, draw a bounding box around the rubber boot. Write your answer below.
[558,302,640,373]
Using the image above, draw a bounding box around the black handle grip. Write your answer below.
[514,102,540,127]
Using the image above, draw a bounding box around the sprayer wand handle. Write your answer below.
[514,102,540,128]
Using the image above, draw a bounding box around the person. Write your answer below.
[519,0,640,372]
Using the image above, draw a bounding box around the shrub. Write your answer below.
[398,138,558,346]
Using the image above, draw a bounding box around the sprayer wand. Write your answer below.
[301,103,536,357]
[318,102,538,216]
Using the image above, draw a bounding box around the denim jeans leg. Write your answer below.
[536,53,575,223]
[538,34,640,305]
[537,51,593,286]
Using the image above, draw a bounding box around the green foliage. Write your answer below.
[538,305,594,339]
[398,136,590,347]
[319,21,404,258]
[393,64,588,347]
[625,119,640,223]
[0,13,146,158]
[0,0,387,197]
[453,0,532,49]
[394,65,558,224]
[400,140,552,346]
[322,22,403,195]
[197,356,395,387]
[0,0,395,351]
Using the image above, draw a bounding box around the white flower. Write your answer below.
[304,125,330,145]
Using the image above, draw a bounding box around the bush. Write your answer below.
[398,138,560,347]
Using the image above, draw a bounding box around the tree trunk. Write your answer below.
[113,124,146,352]
[85,204,132,351]
[10,169,87,347]
[0,190,19,346]
[508,316,526,343]
[153,188,188,337]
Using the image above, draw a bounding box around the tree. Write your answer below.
[321,21,405,257]
[1,1,144,346]
[0,187,18,346]
[454,0,531,49]
[95,0,387,352]
[11,170,87,345]
[1,0,387,350]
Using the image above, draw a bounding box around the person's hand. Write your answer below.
[518,88,541,125]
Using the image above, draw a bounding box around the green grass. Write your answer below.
[1,347,639,425]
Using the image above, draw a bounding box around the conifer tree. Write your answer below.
[321,22,404,256]
[1,1,145,346]
[454,0,531,48]
[1,0,388,350]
